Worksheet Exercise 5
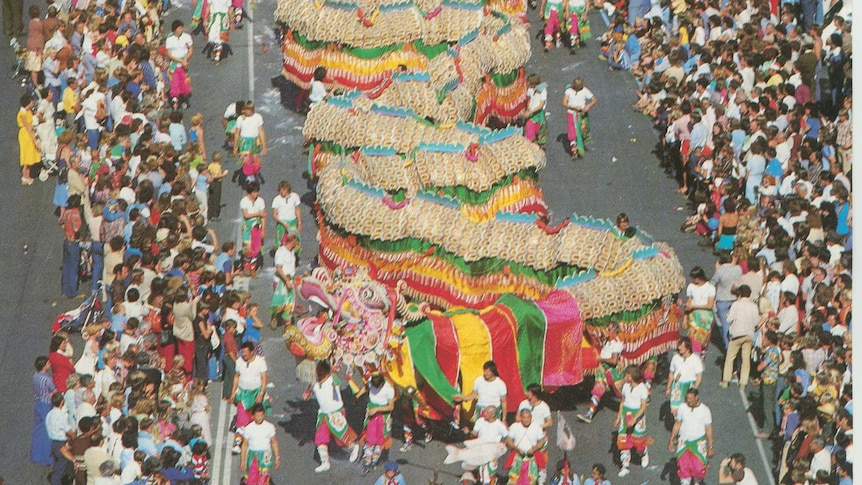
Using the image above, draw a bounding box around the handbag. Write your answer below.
[160,326,176,346]
[210,328,221,350]
[160,311,176,346]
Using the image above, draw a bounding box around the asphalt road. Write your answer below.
[0,1,773,483]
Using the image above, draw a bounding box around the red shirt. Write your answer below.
[49,351,75,392]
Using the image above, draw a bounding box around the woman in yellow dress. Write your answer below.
[18,93,40,185]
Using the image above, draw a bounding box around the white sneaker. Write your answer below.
[349,444,360,463]
[314,461,331,473]
[231,445,241,455]
[641,451,650,467]
[618,468,630,478]
[399,442,413,453]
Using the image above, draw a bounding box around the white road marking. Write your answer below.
[212,396,228,483]
[738,387,777,485]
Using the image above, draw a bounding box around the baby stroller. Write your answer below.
[52,282,106,334]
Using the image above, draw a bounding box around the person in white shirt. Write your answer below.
[303,360,360,472]
[206,0,234,63]
[239,403,280,484]
[669,389,715,485]
[120,450,145,485]
[233,101,267,157]
[360,374,396,473]
[47,392,75,485]
[164,20,193,108]
[228,342,268,454]
[270,233,297,327]
[807,437,831,478]
[468,405,508,485]
[718,453,758,485]
[308,66,331,106]
[271,180,302,251]
[561,77,596,159]
[516,384,552,484]
[578,326,624,423]
[524,73,548,147]
[685,266,717,357]
[505,409,547,485]
[453,360,508,420]
[239,182,266,277]
[666,337,703,416]
[615,365,651,477]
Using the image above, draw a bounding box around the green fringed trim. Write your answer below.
[390,189,407,203]
[488,69,521,87]
[420,168,539,206]
[585,301,662,328]
[325,222,587,285]
[289,30,448,60]
[412,40,449,60]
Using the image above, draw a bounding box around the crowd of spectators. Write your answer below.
[20,0,288,483]
[590,0,853,482]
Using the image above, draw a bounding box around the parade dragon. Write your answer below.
[276,0,686,413]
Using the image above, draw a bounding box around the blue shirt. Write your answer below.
[765,157,783,183]
[690,122,708,148]
[214,252,233,275]
[33,371,56,403]
[137,431,158,457]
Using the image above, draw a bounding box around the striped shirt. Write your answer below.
[33,371,56,403]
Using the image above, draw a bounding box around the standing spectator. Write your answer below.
[720,285,759,390]
[756,331,781,439]
[59,194,83,297]
[207,152,228,221]
[192,301,213,381]
[712,252,742,350]
[18,93,40,185]
[49,335,76,392]
[47,392,74,485]
[31,356,56,467]
[25,6,43,87]
[239,403,280,485]
[1,0,23,37]
[669,389,715,485]
[684,267,716,357]
[221,320,239,401]
[807,436,830,478]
